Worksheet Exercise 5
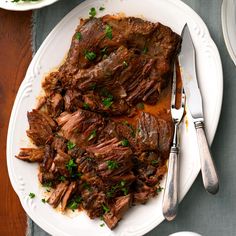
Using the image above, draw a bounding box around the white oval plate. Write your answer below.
[0,0,59,11]
[221,0,236,66]
[7,0,223,235]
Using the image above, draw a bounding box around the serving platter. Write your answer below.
[221,0,236,66]
[7,0,223,235]
[0,0,59,11]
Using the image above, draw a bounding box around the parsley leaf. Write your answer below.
[67,140,76,150]
[68,196,83,211]
[83,103,90,109]
[102,97,113,108]
[143,46,148,54]
[136,102,144,110]
[151,159,159,165]
[88,129,97,141]
[157,186,164,193]
[102,204,110,213]
[41,198,46,203]
[123,60,128,67]
[59,176,66,182]
[85,51,96,61]
[120,139,129,147]
[66,159,77,173]
[107,160,119,170]
[99,6,105,11]
[89,7,97,18]
[100,223,105,227]
[29,193,35,198]
[75,32,82,40]
[105,24,112,39]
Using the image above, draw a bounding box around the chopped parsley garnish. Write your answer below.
[157,186,164,193]
[88,129,97,141]
[107,160,119,170]
[143,46,148,54]
[90,83,97,90]
[100,223,105,227]
[123,60,128,67]
[41,198,46,203]
[102,97,113,108]
[85,51,96,61]
[151,159,159,165]
[136,102,144,110]
[105,24,112,39]
[121,187,128,195]
[82,182,91,190]
[99,6,105,11]
[75,32,82,40]
[66,159,77,173]
[106,180,127,197]
[43,182,52,188]
[29,193,35,199]
[89,7,97,18]
[102,204,110,213]
[101,47,108,56]
[68,196,83,211]
[59,176,66,182]
[83,103,90,109]
[120,139,129,147]
[67,140,76,150]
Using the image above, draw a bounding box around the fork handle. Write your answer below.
[162,146,178,221]
[194,121,219,194]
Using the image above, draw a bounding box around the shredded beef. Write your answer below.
[16,15,180,229]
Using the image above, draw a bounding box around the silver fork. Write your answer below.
[162,63,185,221]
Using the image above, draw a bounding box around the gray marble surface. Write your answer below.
[29,0,236,235]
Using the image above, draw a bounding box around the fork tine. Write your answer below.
[171,63,176,108]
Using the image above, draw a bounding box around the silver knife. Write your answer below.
[179,24,219,194]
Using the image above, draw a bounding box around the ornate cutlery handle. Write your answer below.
[162,146,178,221]
[195,121,219,194]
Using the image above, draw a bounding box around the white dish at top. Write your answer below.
[222,0,236,66]
[7,0,223,235]
[0,0,59,11]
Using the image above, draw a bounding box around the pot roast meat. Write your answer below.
[61,182,77,211]
[15,147,45,162]
[26,109,57,146]
[53,150,71,177]
[46,93,64,118]
[58,109,105,147]
[136,112,159,152]
[103,194,132,229]
[48,181,69,208]
[16,15,181,230]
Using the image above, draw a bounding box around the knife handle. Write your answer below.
[162,146,178,221]
[194,121,219,194]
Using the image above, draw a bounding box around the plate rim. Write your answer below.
[221,0,236,66]
[0,0,59,11]
[7,0,223,235]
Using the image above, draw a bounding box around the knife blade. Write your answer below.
[179,24,219,194]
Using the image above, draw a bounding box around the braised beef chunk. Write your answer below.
[61,182,77,211]
[57,109,105,147]
[103,195,132,229]
[136,112,159,151]
[16,15,180,230]
[53,150,71,177]
[15,147,44,162]
[64,90,83,112]
[47,93,64,117]
[48,181,69,208]
[81,189,106,219]
[26,110,57,146]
